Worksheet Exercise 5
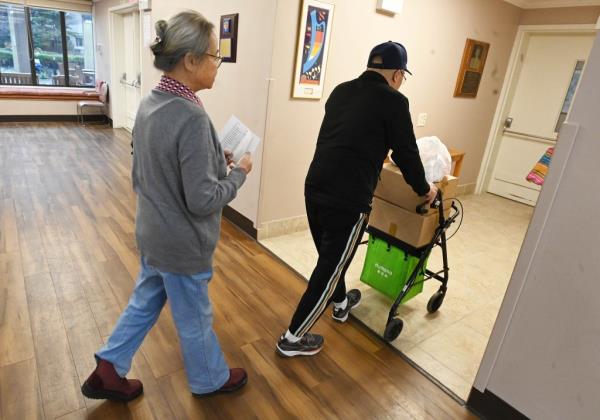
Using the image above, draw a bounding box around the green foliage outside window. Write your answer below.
[0,2,94,86]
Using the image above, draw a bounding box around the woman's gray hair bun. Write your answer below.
[150,12,214,72]
[150,20,167,55]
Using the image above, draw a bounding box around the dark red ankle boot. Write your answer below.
[81,358,143,402]
[193,368,248,397]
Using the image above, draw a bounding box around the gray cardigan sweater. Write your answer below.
[132,89,246,274]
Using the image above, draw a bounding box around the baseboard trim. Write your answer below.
[257,214,309,240]
[0,115,111,124]
[457,182,476,196]
[222,205,257,239]
[467,387,529,419]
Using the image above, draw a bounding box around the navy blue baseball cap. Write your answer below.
[367,41,412,74]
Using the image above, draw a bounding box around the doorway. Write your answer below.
[478,26,596,205]
[109,3,142,132]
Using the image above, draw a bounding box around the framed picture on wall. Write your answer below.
[292,0,335,99]
[219,13,238,63]
[454,38,490,98]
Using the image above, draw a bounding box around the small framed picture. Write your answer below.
[219,13,238,63]
[454,38,490,98]
[223,18,232,34]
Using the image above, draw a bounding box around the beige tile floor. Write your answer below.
[260,193,534,401]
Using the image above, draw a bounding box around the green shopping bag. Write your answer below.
[360,234,426,302]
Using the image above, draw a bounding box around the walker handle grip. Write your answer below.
[416,191,442,214]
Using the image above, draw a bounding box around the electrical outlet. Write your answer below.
[417,113,427,127]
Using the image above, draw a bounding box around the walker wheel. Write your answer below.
[427,290,446,313]
[383,318,404,341]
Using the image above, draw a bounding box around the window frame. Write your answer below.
[0,2,95,88]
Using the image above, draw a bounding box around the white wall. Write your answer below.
[89,0,600,229]
[473,30,600,419]
[258,0,522,226]
[93,0,277,225]
[149,1,276,225]
[0,99,78,115]
[92,0,127,119]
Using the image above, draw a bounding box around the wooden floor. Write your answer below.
[0,123,477,419]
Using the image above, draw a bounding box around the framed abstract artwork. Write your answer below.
[292,0,335,99]
[454,38,490,98]
[219,13,238,63]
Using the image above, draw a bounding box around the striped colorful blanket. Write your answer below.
[526,147,554,186]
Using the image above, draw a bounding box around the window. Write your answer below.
[30,7,64,85]
[65,12,95,87]
[0,4,32,85]
[555,60,585,133]
[0,2,95,87]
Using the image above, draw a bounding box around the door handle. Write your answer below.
[504,117,513,129]
[502,129,557,142]
[120,73,140,87]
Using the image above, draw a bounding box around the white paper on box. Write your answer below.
[219,116,261,163]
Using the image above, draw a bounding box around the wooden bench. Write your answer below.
[0,86,99,101]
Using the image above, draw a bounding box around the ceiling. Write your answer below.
[504,0,600,8]
[91,0,600,7]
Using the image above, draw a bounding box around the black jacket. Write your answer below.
[305,71,430,213]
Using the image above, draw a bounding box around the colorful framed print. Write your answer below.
[292,0,334,99]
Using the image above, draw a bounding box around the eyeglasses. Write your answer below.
[205,52,223,68]
[398,70,407,82]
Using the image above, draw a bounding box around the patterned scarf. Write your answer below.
[526,147,554,186]
[155,75,203,107]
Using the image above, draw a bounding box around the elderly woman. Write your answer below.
[81,11,252,401]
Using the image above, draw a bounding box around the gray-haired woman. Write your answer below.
[81,11,252,401]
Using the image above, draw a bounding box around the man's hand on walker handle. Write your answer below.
[425,183,439,205]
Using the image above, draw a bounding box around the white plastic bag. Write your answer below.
[416,136,452,183]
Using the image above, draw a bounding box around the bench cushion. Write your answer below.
[0,86,99,101]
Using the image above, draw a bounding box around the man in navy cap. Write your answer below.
[276,41,437,357]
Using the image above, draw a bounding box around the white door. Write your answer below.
[487,32,594,205]
[122,11,141,132]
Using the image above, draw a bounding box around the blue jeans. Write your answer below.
[96,256,230,394]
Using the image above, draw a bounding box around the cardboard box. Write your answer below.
[374,163,458,215]
[369,197,449,248]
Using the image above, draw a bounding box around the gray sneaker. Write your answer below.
[276,333,324,357]
[332,289,361,322]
